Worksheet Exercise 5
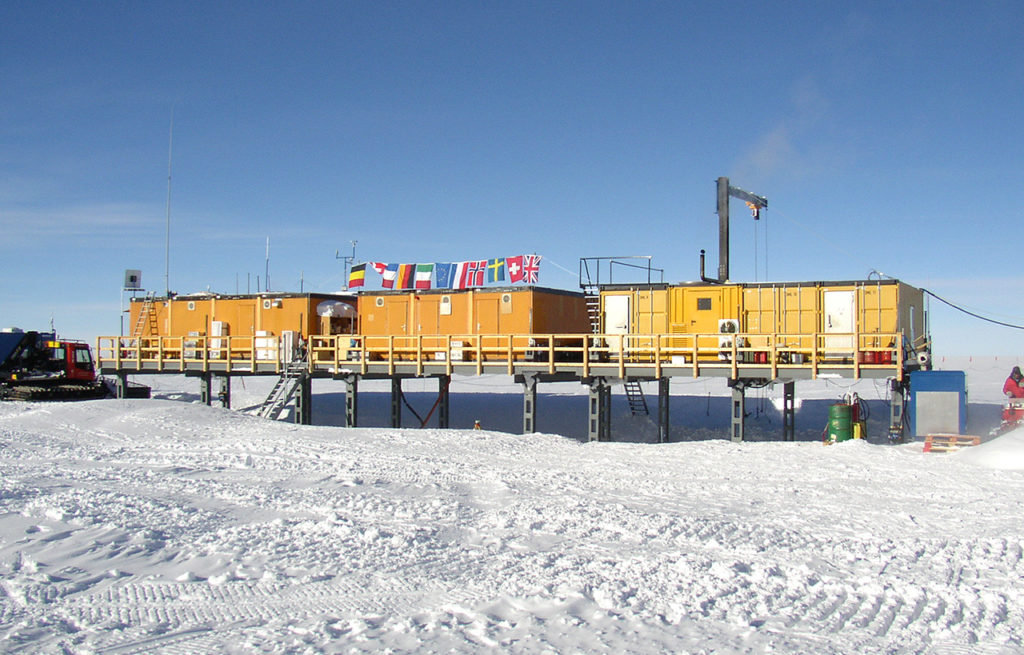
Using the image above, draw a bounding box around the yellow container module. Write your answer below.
[128,292,358,348]
[599,279,927,363]
[357,287,590,361]
[599,286,669,357]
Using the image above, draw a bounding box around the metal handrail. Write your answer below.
[579,256,665,288]
[98,331,907,380]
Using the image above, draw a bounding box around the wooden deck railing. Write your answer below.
[98,332,906,380]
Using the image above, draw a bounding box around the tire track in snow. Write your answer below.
[66,572,488,654]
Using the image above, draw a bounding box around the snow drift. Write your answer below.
[2,385,1023,653]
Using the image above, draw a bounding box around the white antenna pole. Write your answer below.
[265,237,270,292]
[164,106,174,297]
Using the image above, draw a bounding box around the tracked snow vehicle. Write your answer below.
[0,329,113,401]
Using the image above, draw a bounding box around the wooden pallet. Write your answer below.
[923,433,981,453]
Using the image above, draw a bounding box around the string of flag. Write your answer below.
[349,255,541,290]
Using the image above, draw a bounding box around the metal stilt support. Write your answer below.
[294,374,312,425]
[200,373,212,406]
[658,377,670,443]
[783,380,795,441]
[522,372,539,434]
[391,377,402,428]
[218,375,231,409]
[437,375,450,429]
[889,378,907,443]
[731,382,746,443]
[342,375,358,428]
[116,373,128,399]
[588,377,611,442]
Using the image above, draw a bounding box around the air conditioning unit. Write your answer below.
[718,319,740,361]
[187,301,196,311]
[262,299,283,310]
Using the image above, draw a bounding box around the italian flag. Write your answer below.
[415,264,434,289]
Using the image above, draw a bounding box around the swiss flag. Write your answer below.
[507,255,525,283]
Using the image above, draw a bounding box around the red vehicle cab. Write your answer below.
[45,339,97,382]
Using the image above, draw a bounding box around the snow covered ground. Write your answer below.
[2,357,1023,653]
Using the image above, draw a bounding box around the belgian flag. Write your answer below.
[348,263,366,288]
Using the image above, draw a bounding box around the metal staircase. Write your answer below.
[257,357,308,420]
[623,380,649,416]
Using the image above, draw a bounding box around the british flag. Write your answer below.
[522,255,541,283]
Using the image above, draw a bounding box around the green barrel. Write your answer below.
[828,403,853,442]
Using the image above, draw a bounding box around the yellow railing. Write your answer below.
[98,332,906,380]
[97,335,287,374]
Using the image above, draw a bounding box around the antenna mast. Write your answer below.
[164,106,174,297]
[336,240,358,289]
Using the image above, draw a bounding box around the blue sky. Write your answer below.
[2,2,1023,356]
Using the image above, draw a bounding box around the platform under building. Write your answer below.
[98,330,914,442]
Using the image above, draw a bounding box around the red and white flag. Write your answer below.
[507,255,525,283]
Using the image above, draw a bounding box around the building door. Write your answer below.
[603,294,630,355]
[476,298,499,333]
[823,290,856,356]
[415,297,439,334]
[385,297,409,335]
[684,289,731,334]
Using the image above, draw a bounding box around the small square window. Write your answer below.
[697,297,712,310]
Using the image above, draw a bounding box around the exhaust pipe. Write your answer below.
[699,249,717,283]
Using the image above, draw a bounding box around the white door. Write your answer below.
[604,295,630,354]
[823,290,855,356]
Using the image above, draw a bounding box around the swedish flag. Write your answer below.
[486,258,506,283]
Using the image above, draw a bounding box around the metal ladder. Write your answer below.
[583,285,601,334]
[582,284,602,362]
[131,293,157,337]
[257,357,308,420]
[623,380,649,416]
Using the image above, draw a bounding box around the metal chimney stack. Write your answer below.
[717,176,730,283]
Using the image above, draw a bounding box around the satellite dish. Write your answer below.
[316,301,357,318]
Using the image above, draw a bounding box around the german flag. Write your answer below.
[348,263,366,288]
[397,263,415,289]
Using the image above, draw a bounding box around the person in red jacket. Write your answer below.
[1004,366,1024,398]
